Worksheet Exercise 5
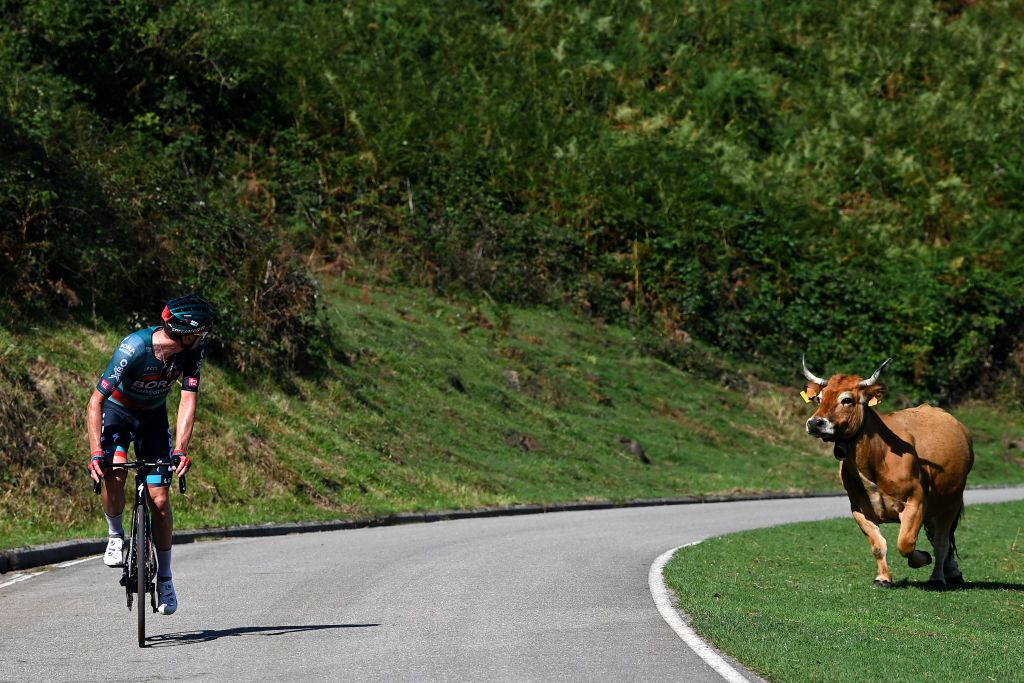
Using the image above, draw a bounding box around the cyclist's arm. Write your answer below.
[89,334,140,479]
[87,389,107,481]
[172,342,204,475]
[172,390,197,475]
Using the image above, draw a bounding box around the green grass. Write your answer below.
[3,280,1024,549]
[664,501,1024,682]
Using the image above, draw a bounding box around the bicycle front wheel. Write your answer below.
[135,502,147,648]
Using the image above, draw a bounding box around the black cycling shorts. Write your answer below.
[99,401,174,487]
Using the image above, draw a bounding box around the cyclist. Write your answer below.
[86,294,214,615]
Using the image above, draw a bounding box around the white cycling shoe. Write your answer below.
[103,536,124,567]
[156,578,178,615]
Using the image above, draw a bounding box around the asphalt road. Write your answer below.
[2,488,1022,682]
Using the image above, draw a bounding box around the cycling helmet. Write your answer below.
[161,294,215,336]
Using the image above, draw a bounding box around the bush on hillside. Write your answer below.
[2,0,1023,402]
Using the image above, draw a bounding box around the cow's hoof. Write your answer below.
[909,551,932,569]
[927,578,948,590]
[873,579,893,589]
[946,574,966,588]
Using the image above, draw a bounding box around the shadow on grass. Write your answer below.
[892,579,1024,592]
[146,623,380,646]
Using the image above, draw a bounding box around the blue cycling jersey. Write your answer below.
[95,326,205,410]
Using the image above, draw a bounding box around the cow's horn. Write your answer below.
[801,354,827,386]
[859,358,893,387]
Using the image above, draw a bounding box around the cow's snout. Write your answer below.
[806,416,831,438]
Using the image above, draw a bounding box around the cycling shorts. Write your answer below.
[99,401,174,487]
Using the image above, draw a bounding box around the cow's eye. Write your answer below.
[841,396,855,406]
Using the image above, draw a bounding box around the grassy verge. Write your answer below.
[664,501,1024,682]
[3,280,1024,549]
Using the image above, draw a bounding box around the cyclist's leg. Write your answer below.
[147,483,173,569]
[136,406,178,614]
[99,404,135,517]
[99,405,136,566]
[148,480,177,612]
[135,407,174,567]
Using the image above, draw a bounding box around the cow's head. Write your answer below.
[801,356,891,442]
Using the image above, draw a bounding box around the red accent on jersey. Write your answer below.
[110,389,149,410]
[185,377,199,389]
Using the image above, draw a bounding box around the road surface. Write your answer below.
[2,488,1021,682]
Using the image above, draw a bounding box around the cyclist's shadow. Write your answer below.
[147,623,380,646]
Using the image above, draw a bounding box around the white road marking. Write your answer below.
[0,556,97,588]
[0,571,47,590]
[57,555,100,568]
[649,543,750,683]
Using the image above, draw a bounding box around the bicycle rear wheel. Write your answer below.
[135,502,147,648]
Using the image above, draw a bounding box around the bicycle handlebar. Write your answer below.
[92,459,187,495]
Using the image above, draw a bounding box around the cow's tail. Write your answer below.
[949,503,964,559]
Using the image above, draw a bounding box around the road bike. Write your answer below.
[94,457,186,648]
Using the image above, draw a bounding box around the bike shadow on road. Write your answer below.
[146,623,381,646]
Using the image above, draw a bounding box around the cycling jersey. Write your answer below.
[95,326,205,411]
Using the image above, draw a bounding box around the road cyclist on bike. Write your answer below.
[86,294,214,615]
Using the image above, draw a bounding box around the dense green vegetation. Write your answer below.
[3,282,1024,549]
[664,500,1024,682]
[3,2,1024,549]
[3,0,1024,399]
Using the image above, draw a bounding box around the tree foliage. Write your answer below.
[2,0,1023,399]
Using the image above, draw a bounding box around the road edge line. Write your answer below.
[649,543,751,683]
[0,571,47,590]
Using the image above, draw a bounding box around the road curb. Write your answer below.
[0,491,846,574]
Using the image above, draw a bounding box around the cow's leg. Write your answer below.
[929,533,950,585]
[943,520,964,587]
[922,517,950,587]
[851,511,892,587]
[897,500,932,569]
[929,504,965,588]
[946,501,965,586]
[944,550,964,587]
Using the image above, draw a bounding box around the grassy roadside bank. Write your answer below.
[4,280,1024,549]
[663,500,1024,682]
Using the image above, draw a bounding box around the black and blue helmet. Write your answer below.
[161,294,215,336]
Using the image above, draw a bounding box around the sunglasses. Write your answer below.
[177,329,210,341]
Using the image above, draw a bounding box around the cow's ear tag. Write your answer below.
[868,397,880,407]
[800,390,811,404]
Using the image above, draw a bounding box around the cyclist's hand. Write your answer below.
[172,450,192,477]
[88,452,105,482]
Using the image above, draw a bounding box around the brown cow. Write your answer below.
[801,357,974,588]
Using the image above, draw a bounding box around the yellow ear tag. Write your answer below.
[800,391,811,404]
[868,397,880,407]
